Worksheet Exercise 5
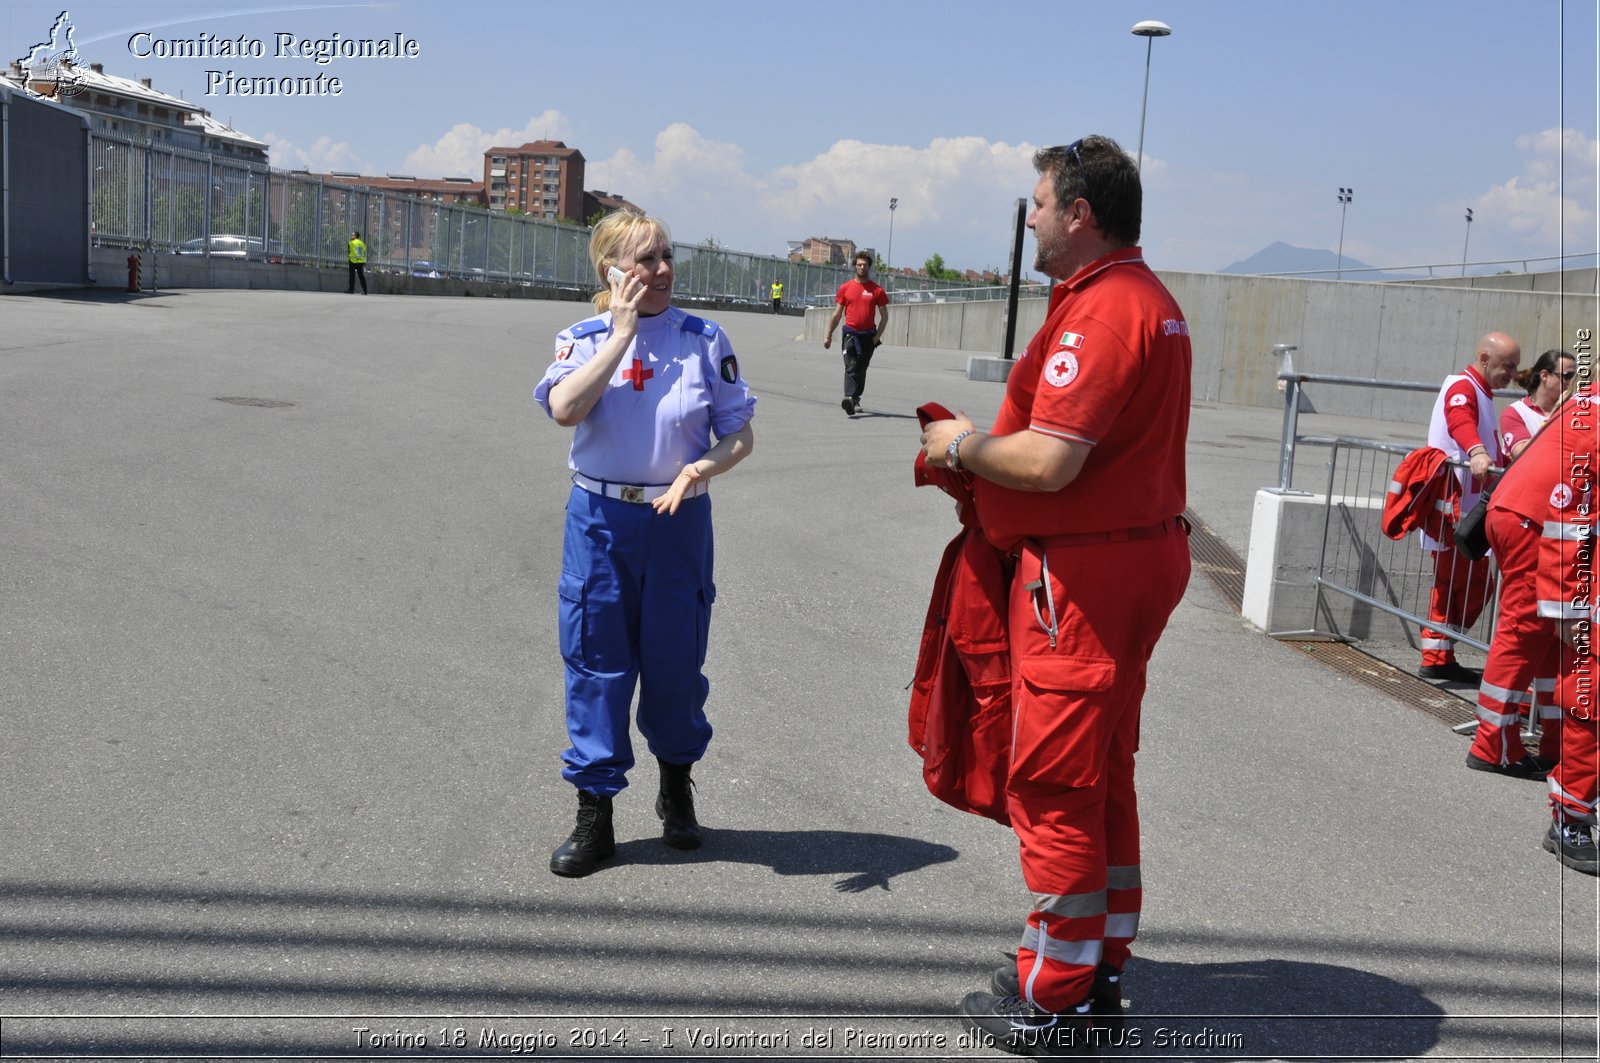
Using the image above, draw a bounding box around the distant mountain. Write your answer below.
[1218,241,1421,281]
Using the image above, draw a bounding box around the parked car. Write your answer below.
[411,260,441,278]
[172,235,265,260]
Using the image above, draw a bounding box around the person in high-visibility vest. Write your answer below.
[769,279,783,314]
[347,231,368,295]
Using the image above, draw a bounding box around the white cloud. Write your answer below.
[402,110,573,178]
[262,132,362,173]
[1476,127,1598,249]
[590,126,1039,269]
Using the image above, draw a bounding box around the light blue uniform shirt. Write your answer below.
[534,306,756,485]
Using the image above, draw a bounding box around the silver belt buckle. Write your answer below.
[620,485,646,504]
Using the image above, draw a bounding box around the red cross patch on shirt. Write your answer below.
[621,357,654,391]
[1045,351,1080,388]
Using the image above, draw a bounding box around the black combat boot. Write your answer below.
[549,790,615,878]
[655,758,702,850]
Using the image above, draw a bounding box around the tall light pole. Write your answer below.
[887,197,898,276]
[1336,186,1354,280]
[1131,20,1172,171]
[1461,207,1474,277]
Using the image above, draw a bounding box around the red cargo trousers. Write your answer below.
[1007,523,1190,1013]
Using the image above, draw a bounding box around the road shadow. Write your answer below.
[612,827,959,892]
[1085,955,1451,1061]
[850,407,920,421]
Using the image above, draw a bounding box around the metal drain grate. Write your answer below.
[1184,507,1245,612]
[215,397,294,408]
[1183,506,1473,727]
[1291,642,1475,727]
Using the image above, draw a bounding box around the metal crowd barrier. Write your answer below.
[1282,435,1500,656]
[1270,356,1516,655]
[1262,358,1565,744]
[89,131,991,306]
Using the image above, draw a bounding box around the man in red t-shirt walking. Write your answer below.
[824,251,890,415]
[922,135,1190,1055]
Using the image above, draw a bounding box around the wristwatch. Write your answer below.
[946,429,974,471]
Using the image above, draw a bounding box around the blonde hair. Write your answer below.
[588,209,671,312]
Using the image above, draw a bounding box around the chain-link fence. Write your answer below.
[89,132,1016,305]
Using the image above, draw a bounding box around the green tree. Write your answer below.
[923,252,962,282]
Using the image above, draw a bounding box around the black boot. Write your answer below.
[549,790,615,877]
[655,758,702,850]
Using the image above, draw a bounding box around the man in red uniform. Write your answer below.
[824,251,889,415]
[1419,333,1520,687]
[922,135,1191,1055]
[1486,382,1600,872]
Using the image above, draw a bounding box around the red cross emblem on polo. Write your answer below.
[622,357,654,391]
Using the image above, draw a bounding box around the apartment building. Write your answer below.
[787,236,858,266]
[483,140,585,221]
[309,173,486,205]
[4,60,267,163]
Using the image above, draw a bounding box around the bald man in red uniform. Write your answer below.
[923,135,1190,1056]
[1490,383,1600,874]
[1419,333,1520,685]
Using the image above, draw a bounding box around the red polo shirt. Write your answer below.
[975,247,1190,549]
[836,278,888,331]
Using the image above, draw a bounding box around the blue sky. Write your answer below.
[7,0,1596,277]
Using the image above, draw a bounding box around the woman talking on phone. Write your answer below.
[532,209,756,878]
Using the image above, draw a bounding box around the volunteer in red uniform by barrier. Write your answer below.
[1490,382,1600,874]
[1417,332,1521,683]
[1467,349,1578,776]
[921,135,1191,1056]
[1501,349,1575,460]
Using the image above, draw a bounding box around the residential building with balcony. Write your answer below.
[483,140,585,221]
[4,60,267,163]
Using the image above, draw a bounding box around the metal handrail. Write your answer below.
[1273,352,1521,491]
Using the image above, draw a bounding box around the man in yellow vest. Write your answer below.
[770,279,783,314]
[347,231,368,295]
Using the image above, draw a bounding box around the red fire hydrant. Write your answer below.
[127,252,140,293]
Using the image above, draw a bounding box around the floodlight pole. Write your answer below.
[1336,187,1354,280]
[1132,20,1172,171]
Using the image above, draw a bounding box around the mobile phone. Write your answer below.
[606,266,628,286]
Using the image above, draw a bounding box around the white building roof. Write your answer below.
[56,62,198,114]
[188,111,268,152]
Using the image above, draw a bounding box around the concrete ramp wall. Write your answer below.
[807,271,1599,418]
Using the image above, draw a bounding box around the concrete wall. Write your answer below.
[1399,268,1598,295]
[806,271,1599,418]
[1242,489,1434,643]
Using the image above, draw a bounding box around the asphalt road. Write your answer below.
[1,288,1593,1060]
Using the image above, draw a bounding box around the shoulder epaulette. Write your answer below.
[679,314,718,337]
[569,317,610,339]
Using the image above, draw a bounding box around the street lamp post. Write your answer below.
[1336,186,1354,280]
[1461,207,1474,277]
[887,197,898,276]
[1132,20,1172,171]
